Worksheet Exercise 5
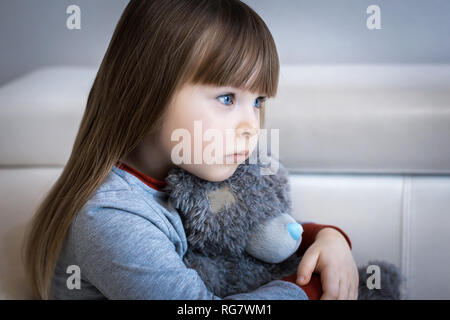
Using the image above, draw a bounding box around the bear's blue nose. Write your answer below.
[287,222,303,240]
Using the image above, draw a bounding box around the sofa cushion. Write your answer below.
[1,65,449,173]
[0,66,96,166]
[265,64,450,174]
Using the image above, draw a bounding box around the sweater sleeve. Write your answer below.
[297,222,352,256]
[69,206,308,300]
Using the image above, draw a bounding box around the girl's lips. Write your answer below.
[225,151,249,163]
[226,150,249,157]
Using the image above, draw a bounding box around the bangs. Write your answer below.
[181,1,280,99]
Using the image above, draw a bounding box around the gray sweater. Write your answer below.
[50,165,308,300]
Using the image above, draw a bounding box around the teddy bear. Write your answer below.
[163,152,404,299]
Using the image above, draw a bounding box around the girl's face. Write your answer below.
[158,82,264,182]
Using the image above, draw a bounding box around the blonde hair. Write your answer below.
[22,0,279,299]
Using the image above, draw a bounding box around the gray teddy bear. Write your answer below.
[163,154,404,299]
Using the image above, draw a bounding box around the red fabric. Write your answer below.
[116,161,167,191]
[299,223,352,254]
[282,273,323,300]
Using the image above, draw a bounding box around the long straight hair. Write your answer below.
[22,0,279,299]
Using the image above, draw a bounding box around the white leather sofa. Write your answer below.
[1,65,449,299]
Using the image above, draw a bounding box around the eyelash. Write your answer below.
[217,93,267,109]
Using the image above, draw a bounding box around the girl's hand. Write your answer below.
[295,228,359,300]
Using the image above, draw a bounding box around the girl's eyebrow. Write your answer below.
[220,92,267,100]
[216,86,267,97]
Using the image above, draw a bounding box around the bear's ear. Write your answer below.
[206,185,236,213]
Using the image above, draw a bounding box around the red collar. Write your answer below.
[116,161,167,192]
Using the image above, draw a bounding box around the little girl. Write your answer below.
[23,0,358,300]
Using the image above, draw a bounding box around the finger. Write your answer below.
[337,279,348,300]
[347,283,354,300]
[353,283,359,300]
[346,285,355,300]
[352,269,359,300]
[296,248,320,285]
[342,271,356,300]
[319,268,340,300]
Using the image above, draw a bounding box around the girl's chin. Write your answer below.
[179,163,239,182]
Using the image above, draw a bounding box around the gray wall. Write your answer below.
[1,0,450,86]
[0,0,129,86]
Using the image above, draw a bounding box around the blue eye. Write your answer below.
[217,93,267,108]
[217,94,234,106]
[254,97,267,109]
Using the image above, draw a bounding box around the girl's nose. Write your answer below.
[236,126,258,138]
[235,101,259,136]
[287,222,303,240]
